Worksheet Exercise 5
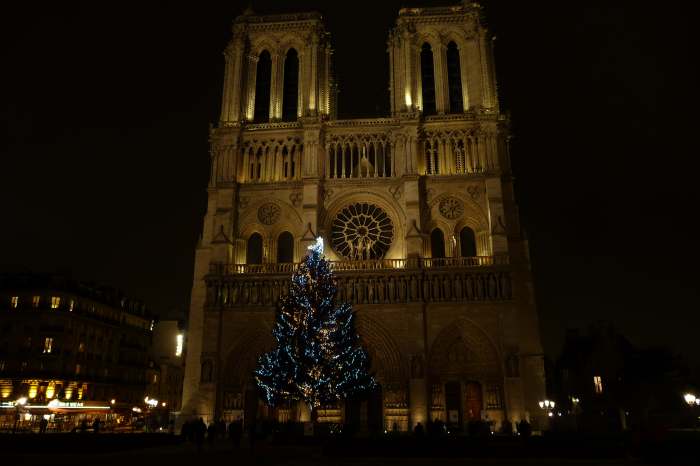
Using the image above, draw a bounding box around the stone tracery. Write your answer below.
[331,203,394,260]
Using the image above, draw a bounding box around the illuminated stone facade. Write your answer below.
[181,3,546,432]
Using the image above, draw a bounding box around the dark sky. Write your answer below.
[1,1,698,362]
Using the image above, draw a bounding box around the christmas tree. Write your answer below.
[255,237,376,416]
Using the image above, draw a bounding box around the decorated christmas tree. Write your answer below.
[255,237,376,416]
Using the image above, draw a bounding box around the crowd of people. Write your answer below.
[180,418,246,450]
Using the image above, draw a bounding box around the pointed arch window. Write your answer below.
[430,228,446,258]
[420,43,436,116]
[460,226,477,257]
[446,41,464,113]
[277,231,294,263]
[246,233,263,265]
[282,48,299,121]
[253,50,272,123]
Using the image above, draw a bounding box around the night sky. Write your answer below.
[1,1,697,362]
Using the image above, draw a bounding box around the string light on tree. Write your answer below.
[255,236,376,417]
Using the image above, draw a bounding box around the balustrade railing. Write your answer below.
[209,256,508,275]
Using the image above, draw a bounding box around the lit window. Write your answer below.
[75,364,81,375]
[175,334,184,357]
[51,296,60,309]
[593,375,603,394]
[0,360,5,371]
[152,374,159,384]
[32,296,40,308]
[10,296,18,308]
[43,337,54,354]
[78,342,85,353]
[69,299,75,312]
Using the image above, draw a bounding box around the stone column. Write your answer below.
[244,54,258,121]
[402,31,414,110]
[270,52,283,121]
[485,177,508,255]
[220,37,245,123]
[478,29,495,109]
[458,42,470,110]
[308,35,319,115]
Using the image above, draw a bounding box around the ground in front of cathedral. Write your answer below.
[9,439,644,466]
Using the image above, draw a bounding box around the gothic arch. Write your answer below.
[428,318,502,383]
[239,198,304,231]
[354,313,407,384]
[429,192,489,232]
[250,40,278,59]
[223,329,274,391]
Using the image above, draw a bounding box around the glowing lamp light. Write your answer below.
[144,397,158,408]
[15,397,27,406]
[684,393,697,405]
[132,407,142,413]
[176,334,184,357]
[110,399,116,405]
[24,413,32,421]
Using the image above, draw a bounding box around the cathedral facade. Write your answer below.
[181,2,546,432]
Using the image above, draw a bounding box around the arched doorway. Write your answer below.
[428,319,502,432]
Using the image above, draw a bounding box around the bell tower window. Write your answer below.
[446,41,463,113]
[420,43,436,116]
[253,50,272,123]
[282,49,299,121]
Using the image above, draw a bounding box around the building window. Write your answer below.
[0,360,5,371]
[21,361,28,370]
[247,233,263,265]
[75,364,81,375]
[68,299,75,312]
[78,342,86,353]
[430,228,446,259]
[420,42,436,115]
[277,231,294,263]
[282,48,299,121]
[32,296,40,308]
[10,296,18,308]
[460,226,477,257]
[485,385,503,409]
[51,296,60,309]
[593,375,603,394]
[43,337,54,354]
[253,50,272,123]
[446,41,464,113]
[24,337,32,349]
[152,374,159,384]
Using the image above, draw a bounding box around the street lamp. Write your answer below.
[539,399,556,417]
[683,393,698,406]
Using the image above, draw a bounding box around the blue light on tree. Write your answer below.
[254,237,376,416]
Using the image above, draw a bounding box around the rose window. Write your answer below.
[331,203,394,260]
